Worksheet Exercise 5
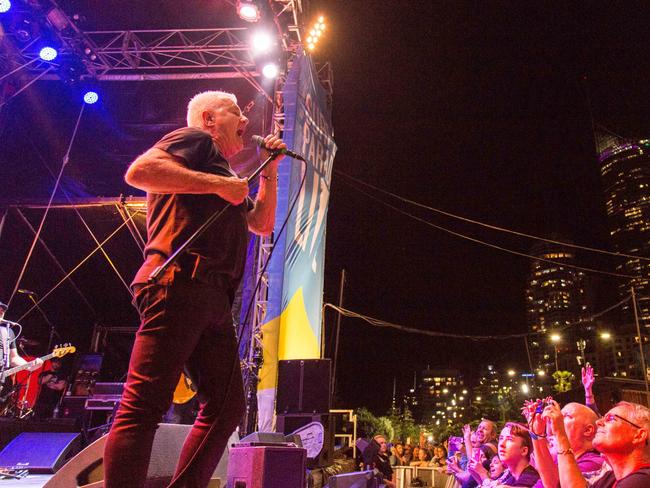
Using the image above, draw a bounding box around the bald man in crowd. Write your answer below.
[543,400,650,487]
[527,401,603,487]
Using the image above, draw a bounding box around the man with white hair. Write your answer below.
[543,400,650,487]
[104,90,286,488]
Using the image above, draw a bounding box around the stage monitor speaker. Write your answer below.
[227,445,305,488]
[277,359,331,414]
[44,424,237,488]
[0,432,81,474]
[276,413,334,468]
[326,470,380,488]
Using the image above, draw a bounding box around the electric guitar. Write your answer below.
[0,344,76,382]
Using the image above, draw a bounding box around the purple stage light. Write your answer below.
[39,47,58,61]
[83,91,99,104]
[0,0,11,13]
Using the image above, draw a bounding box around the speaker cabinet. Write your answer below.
[276,359,331,414]
[0,432,81,473]
[227,445,306,488]
[276,413,334,468]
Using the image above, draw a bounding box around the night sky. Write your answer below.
[2,2,650,416]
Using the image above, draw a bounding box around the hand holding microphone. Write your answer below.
[251,135,305,162]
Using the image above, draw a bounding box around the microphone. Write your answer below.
[17,289,36,296]
[0,319,19,326]
[251,135,306,161]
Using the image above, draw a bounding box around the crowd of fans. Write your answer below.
[368,365,650,487]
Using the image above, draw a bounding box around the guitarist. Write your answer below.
[0,301,43,407]
[0,302,42,373]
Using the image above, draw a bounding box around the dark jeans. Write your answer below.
[103,271,245,488]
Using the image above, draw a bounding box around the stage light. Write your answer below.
[83,91,99,104]
[304,16,326,52]
[0,0,11,13]
[39,46,58,61]
[237,1,260,22]
[251,31,273,55]
[261,62,278,79]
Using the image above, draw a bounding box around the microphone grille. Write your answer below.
[251,135,264,146]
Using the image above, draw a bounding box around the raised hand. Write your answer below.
[582,364,595,391]
[541,400,565,437]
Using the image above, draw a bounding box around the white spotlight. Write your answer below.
[261,62,279,79]
[237,1,260,22]
[0,0,11,13]
[251,31,273,55]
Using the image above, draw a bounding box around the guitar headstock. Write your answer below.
[52,343,76,358]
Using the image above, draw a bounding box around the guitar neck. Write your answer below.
[2,352,55,379]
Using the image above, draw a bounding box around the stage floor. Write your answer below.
[0,475,52,487]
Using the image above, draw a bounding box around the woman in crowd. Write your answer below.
[430,445,448,467]
[389,442,406,466]
[409,446,430,466]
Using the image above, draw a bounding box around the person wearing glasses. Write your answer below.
[542,399,650,487]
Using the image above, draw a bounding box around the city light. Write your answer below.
[39,47,58,61]
[475,396,482,402]
[521,383,530,394]
[83,91,99,104]
[550,333,561,343]
[237,1,260,22]
[537,370,546,377]
[600,332,612,340]
[462,389,468,394]
[251,31,274,55]
[442,388,449,394]
[507,369,516,377]
[261,62,279,79]
[0,0,11,14]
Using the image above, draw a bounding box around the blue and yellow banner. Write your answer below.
[255,52,336,429]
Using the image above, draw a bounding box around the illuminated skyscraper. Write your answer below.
[526,242,590,372]
[414,368,468,425]
[596,131,650,327]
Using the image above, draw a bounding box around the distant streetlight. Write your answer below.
[521,383,530,395]
[550,333,561,343]
[600,332,612,340]
[537,370,546,377]
[507,369,516,377]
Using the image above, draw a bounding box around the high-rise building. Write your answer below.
[596,131,650,327]
[526,242,590,373]
[414,368,468,425]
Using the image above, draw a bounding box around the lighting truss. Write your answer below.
[11,28,259,80]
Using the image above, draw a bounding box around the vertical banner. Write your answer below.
[255,52,336,430]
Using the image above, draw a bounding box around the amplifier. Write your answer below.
[84,382,124,411]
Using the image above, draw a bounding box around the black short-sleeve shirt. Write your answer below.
[590,467,650,488]
[133,127,252,287]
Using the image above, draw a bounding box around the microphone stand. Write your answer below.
[26,293,60,352]
[148,153,278,283]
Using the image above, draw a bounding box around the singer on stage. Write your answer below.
[104,90,285,488]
